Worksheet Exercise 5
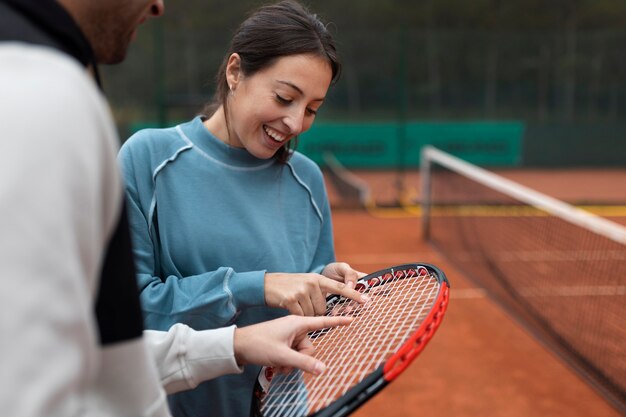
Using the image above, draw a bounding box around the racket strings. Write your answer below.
[265,271,440,416]
[268,276,439,417]
[260,268,442,417]
[270,270,438,411]
[263,277,415,417]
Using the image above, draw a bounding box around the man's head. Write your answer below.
[57,0,164,64]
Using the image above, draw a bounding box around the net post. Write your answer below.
[420,146,433,240]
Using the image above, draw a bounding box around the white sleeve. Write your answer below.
[144,324,244,394]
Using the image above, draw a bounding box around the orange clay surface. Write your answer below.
[328,168,626,417]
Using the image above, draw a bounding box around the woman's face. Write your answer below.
[225,53,333,160]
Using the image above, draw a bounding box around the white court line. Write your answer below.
[519,286,626,297]
[438,286,625,300]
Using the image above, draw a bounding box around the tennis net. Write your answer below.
[420,146,626,413]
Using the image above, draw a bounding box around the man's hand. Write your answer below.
[233,315,353,375]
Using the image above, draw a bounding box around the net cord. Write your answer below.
[420,145,626,245]
[323,152,372,207]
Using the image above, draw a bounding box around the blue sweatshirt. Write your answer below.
[118,116,336,417]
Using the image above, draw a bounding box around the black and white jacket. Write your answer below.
[0,1,241,416]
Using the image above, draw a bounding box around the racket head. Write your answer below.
[251,263,450,417]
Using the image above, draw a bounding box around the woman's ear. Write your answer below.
[226,53,242,91]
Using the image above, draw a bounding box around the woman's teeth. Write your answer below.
[264,125,286,143]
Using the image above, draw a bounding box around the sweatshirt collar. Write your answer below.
[183,117,277,169]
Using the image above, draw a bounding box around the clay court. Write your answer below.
[327,168,626,417]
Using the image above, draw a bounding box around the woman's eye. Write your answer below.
[275,94,292,104]
[306,107,318,116]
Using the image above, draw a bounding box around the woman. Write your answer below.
[118,1,365,416]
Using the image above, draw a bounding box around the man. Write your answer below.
[0,1,356,416]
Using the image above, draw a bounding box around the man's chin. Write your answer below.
[96,47,128,65]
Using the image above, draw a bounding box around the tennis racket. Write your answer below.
[251,263,450,417]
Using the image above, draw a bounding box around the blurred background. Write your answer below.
[103,0,626,168]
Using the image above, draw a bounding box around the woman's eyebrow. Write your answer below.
[276,80,325,102]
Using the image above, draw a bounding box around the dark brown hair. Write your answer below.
[202,0,341,163]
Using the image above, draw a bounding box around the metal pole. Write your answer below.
[420,146,432,240]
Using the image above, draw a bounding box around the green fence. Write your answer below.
[299,121,524,168]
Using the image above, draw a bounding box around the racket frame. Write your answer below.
[252,263,450,417]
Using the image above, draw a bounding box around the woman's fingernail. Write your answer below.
[361,295,370,303]
[314,362,326,375]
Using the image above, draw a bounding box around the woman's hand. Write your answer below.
[321,262,367,289]
[264,272,369,316]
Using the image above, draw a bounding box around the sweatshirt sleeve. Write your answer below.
[118,137,267,330]
[143,324,243,394]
